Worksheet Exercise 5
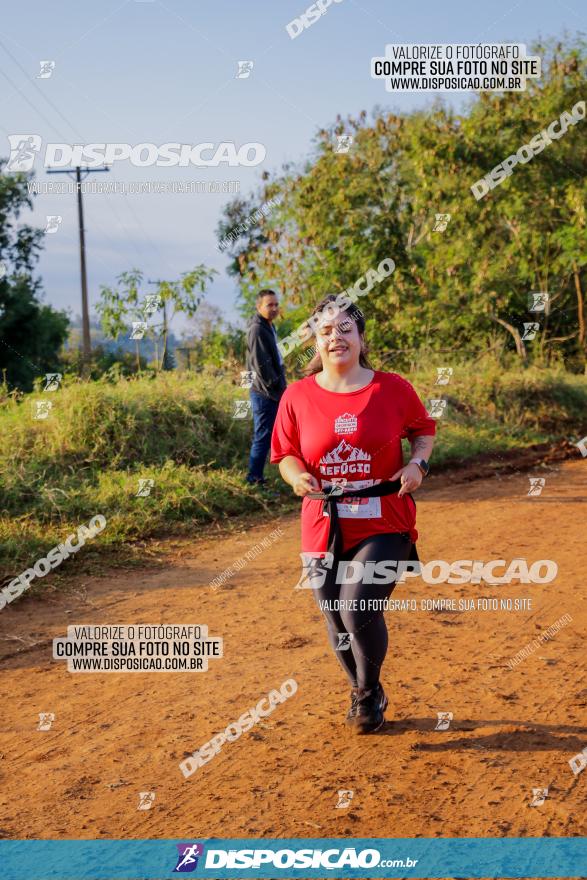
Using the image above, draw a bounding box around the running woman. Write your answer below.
[270,296,436,733]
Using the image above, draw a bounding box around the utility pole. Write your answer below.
[147,279,173,370]
[46,165,109,375]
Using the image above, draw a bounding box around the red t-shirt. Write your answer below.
[270,370,436,555]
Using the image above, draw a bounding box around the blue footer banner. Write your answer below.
[0,838,585,879]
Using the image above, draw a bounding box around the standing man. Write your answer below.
[246,289,287,485]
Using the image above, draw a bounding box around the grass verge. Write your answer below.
[1,361,585,595]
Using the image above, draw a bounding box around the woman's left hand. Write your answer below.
[391,463,423,497]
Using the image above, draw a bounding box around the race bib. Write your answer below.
[321,479,382,519]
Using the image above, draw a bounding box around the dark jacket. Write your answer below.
[246,313,287,401]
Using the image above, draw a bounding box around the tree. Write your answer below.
[0,162,69,390]
[180,302,246,370]
[97,265,217,371]
[216,36,587,370]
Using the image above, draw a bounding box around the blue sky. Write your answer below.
[0,0,583,338]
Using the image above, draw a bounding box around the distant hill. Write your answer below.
[66,315,181,362]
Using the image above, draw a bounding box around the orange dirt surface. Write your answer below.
[0,458,586,855]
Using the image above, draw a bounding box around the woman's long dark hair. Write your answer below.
[301,294,373,376]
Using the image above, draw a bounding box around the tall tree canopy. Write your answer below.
[217,37,586,370]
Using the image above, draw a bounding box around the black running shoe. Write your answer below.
[353,683,388,734]
[345,688,360,726]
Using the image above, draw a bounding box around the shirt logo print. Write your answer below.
[334,412,357,435]
[320,439,371,476]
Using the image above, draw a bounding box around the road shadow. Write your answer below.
[377,717,587,752]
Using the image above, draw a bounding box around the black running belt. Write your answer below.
[305,479,420,562]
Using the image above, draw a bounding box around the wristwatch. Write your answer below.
[409,458,430,477]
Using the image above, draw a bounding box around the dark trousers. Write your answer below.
[310,532,414,689]
[246,390,279,483]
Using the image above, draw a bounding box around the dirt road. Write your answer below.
[1,458,586,841]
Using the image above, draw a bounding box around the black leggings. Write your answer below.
[310,532,413,689]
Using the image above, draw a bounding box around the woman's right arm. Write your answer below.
[278,456,321,497]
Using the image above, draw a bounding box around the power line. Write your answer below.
[0,49,156,307]
[0,39,86,143]
[0,64,71,143]
[1,41,192,286]
[0,60,140,264]
[0,34,171,272]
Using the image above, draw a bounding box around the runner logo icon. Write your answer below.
[173,843,204,872]
[530,787,548,807]
[336,632,353,650]
[6,134,42,172]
